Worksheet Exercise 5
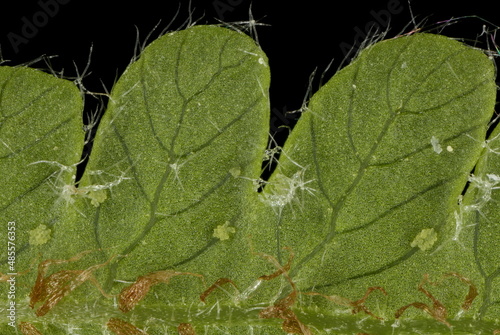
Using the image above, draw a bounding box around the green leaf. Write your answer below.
[253,33,498,333]
[79,24,271,293]
[0,66,84,213]
[0,65,84,258]
[0,66,84,332]
[1,27,498,335]
[462,121,500,320]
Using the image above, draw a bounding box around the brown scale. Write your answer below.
[254,248,313,335]
[177,323,196,335]
[118,270,205,313]
[395,272,478,327]
[304,286,387,320]
[29,250,116,316]
[107,318,148,335]
[19,322,43,335]
[199,277,238,303]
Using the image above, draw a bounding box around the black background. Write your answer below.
[1,0,498,176]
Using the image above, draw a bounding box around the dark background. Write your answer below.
[1,0,498,176]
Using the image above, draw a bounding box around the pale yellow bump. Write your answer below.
[229,167,241,178]
[411,228,438,251]
[213,221,236,241]
[29,224,51,246]
[88,189,107,207]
